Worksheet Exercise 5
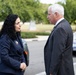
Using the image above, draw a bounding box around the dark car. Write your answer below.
[22,39,29,66]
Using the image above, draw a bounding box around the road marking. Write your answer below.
[74,62,76,75]
[36,63,76,75]
[74,62,76,65]
[35,71,46,75]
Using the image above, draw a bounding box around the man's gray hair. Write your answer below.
[48,4,64,16]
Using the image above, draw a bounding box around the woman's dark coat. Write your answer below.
[0,34,25,75]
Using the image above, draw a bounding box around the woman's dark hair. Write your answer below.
[0,14,20,40]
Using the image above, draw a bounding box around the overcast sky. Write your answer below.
[39,0,65,4]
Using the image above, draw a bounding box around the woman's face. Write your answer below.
[15,17,21,32]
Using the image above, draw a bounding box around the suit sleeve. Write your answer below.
[0,36,21,70]
[49,27,67,74]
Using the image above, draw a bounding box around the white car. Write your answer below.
[73,32,76,52]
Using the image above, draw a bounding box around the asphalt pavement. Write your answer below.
[24,36,76,75]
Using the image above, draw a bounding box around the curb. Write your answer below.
[23,36,49,42]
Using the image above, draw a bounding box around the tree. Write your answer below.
[62,0,76,24]
[0,0,46,23]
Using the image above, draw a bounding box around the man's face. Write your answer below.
[47,9,56,24]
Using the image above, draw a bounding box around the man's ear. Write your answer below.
[55,12,58,16]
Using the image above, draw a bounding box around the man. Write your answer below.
[44,4,75,75]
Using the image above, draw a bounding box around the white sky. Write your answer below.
[39,0,65,4]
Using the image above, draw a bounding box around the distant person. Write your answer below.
[44,4,75,75]
[0,14,26,75]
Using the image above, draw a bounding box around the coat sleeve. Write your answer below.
[20,38,26,63]
[0,36,21,70]
[49,27,67,74]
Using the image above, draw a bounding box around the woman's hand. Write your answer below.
[20,62,26,71]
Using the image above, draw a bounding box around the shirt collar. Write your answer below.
[54,18,64,27]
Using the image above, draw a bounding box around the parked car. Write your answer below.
[22,39,29,67]
[73,32,76,52]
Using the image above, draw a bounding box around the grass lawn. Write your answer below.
[0,23,76,32]
[21,24,76,32]
[0,23,76,38]
[21,24,54,32]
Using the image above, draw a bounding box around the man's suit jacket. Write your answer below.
[0,34,25,75]
[44,19,75,75]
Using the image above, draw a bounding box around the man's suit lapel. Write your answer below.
[45,19,65,48]
[45,27,56,48]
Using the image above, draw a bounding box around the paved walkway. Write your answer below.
[24,36,76,75]
[35,63,76,75]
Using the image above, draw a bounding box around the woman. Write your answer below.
[0,14,26,75]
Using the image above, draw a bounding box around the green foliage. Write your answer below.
[0,0,49,23]
[0,0,76,24]
[62,0,76,24]
[21,32,50,38]
[21,32,36,38]
[0,0,12,21]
